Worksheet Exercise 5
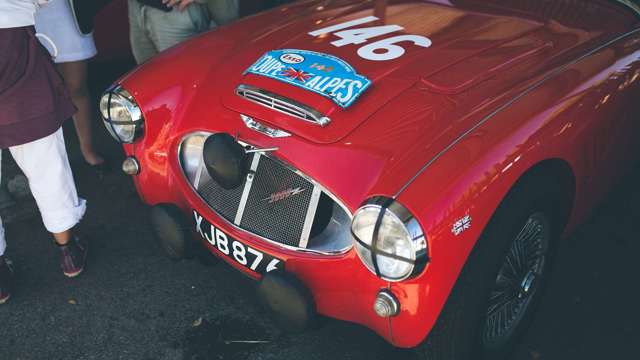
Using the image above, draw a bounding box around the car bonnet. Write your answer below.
[216,0,551,144]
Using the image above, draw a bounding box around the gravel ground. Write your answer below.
[0,61,638,360]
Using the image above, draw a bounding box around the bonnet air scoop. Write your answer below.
[236,85,331,127]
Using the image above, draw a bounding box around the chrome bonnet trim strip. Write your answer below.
[394,28,640,198]
[234,153,261,225]
[615,0,640,17]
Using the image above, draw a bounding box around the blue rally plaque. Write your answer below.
[245,49,371,108]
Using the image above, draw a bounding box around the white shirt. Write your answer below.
[0,0,48,29]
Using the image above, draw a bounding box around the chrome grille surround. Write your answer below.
[177,132,352,255]
[236,84,331,127]
[239,155,318,247]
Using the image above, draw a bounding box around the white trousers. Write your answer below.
[0,128,86,256]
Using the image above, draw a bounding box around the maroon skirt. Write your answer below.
[0,26,75,148]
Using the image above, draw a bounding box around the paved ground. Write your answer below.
[0,61,638,360]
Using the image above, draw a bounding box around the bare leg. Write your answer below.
[56,61,104,166]
[53,229,73,246]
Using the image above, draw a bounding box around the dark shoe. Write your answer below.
[0,256,13,304]
[89,161,111,180]
[58,236,88,278]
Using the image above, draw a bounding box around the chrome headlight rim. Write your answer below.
[351,197,429,282]
[99,85,144,144]
[178,132,208,186]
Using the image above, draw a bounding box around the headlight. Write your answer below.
[179,133,207,185]
[351,197,428,282]
[99,85,143,143]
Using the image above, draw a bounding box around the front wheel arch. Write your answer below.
[505,158,576,238]
[415,158,576,360]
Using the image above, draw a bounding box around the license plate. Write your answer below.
[193,210,283,274]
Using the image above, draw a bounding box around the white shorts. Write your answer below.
[34,0,97,63]
[0,128,87,256]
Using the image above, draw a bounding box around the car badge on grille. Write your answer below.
[263,187,306,203]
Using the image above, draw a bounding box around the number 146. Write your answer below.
[308,15,432,61]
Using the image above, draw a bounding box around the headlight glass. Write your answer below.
[179,133,207,185]
[351,199,428,282]
[99,86,143,143]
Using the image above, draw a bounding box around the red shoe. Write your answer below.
[0,256,13,304]
[59,236,88,278]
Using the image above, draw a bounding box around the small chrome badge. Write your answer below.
[452,215,472,236]
[241,114,290,138]
[263,187,305,203]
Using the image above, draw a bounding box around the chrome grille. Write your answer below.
[236,84,331,127]
[196,154,254,222]
[240,156,316,247]
[180,132,353,254]
[194,151,318,248]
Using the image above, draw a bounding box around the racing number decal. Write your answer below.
[308,16,432,61]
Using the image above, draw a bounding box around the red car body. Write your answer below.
[108,0,640,349]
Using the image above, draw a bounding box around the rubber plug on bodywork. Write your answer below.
[150,204,194,260]
[257,271,316,332]
[202,133,248,190]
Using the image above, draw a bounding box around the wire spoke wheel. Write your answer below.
[482,212,550,346]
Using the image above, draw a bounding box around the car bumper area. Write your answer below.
[127,142,444,347]
[191,191,394,339]
[137,165,393,343]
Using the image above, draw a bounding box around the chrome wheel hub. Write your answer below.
[518,270,537,299]
[483,212,549,345]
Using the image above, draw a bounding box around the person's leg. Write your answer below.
[0,218,10,304]
[10,128,87,276]
[0,217,5,258]
[9,128,86,242]
[207,0,239,26]
[0,249,10,304]
[56,60,104,166]
[0,150,12,304]
[52,229,73,246]
[146,3,211,53]
[128,0,159,64]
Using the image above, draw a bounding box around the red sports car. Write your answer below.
[100,1,640,358]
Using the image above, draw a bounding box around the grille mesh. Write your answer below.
[194,153,314,247]
[196,154,254,222]
[240,156,314,247]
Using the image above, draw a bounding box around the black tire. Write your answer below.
[149,204,195,260]
[417,174,565,360]
[149,204,219,266]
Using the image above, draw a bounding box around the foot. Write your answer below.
[82,151,110,179]
[58,236,88,278]
[82,151,106,167]
[0,256,13,304]
[89,161,111,180]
